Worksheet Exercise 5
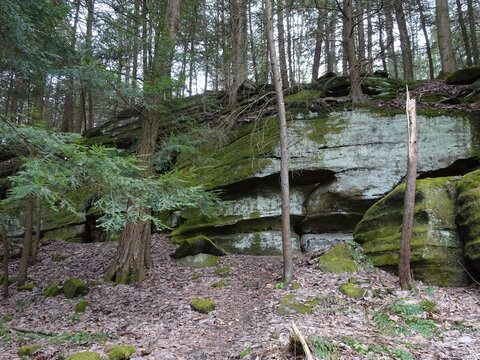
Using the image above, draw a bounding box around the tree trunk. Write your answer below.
[356,0,366,73]
[417,0,435,79]
[229,0,248,109]
[366,1,373,73]
[277,0,289,88]
[18,196,34,285]
[385,7,398,78]
[399,91,418,290]
[106,0,181,286]
[393,1,414,80]
[30,199,42,265]
[312,3,325,81]
[456,0,472,66]
[326,12,336,73]
[467,0,479,65]
[378,13,388,72]
[342,0,364,102]
[265,0,293,285]
[2,225,8,298]
[436,0,457,75]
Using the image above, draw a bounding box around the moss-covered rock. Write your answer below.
[175,253,218,268]
[63,278,89,299]
[317,243,358,273]
[456,169,480,273]
[107,345,136,360]
[17,344,42,357]
[339,282,367,299]
[65,351,103,360]
[18,284,35,291]
[75,301,90,313]
[446,66,480,85]
[172,235,225,258]
[276,294,316,316]
[190,298,216,314]
[43,281,63,297]
[354,177,470,286]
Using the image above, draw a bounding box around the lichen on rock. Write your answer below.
[175,253,218,268]
[339,282,367,299]
[317,243,358,273]
[65,351,102,360]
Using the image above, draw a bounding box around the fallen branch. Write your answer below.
[291,321,314,360]
[10,326,54,336]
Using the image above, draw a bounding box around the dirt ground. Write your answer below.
[1,234,479,359]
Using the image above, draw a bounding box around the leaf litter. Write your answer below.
[0,234,479,359]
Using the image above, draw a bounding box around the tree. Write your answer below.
[393,0,414,80]
[265,0,293,285]
[105,0,184,285]
[436,0,456,75]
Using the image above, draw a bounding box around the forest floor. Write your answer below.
[1,235,480,360]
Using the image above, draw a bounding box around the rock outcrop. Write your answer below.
[171,106,479,257]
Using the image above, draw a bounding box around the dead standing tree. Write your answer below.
[264,0,294,285]
[398,89,418,290]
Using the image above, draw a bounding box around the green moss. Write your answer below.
[354,176,470,286]
[290,282,302,290]
[238,348,253,358]
[18,284,35,291]
[172,235,225,258]
[190,298,216,314]
[317,243,358,273]
[65,351,103,360]
[446,66,480,85]
[63,278,89,299]
[191,274,203,280]
[339,283,366,299]
[107,345,136,360]
[175,253,218,268]
[75,301,90,313]
[18,344,42,357]
[43,281,63,297]
[212,282,229,287]
[284,90,323,105]
[276,294,315,315]
[214,266,231,274]
[51,254,67,262]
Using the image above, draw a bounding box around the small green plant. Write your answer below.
[238,348,252,358]
[309,336,339,359]
[212,282,229,287]
[17,297,37,306]
[424,286,436,297]
[51,254,67,262]
[191,274,203,280]
[274,282,284,290]
[0,314,13,323]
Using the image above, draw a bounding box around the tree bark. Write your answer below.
[385,6,398,78]
[356,0,366,73]
[456,0,472,66]
[399,91,418,290]
[277,0,289,88]
[393,1,414,80]
[312,3,325,81]
[466,0,479,65]
[265,0,293,285]
[229,0,248,109]
[2,225,8,298]
[30,198,42,265]
[436,0,457,75]
[417,0,435,79]
[18,196,34,285]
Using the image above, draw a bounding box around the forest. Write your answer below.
[1,0,480,359]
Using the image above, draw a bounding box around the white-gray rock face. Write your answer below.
[172,109,479,255]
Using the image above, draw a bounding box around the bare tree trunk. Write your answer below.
[277,0,289,88]
[393,1,414,80]
[265,0,293,285]
[366,1,373,73]
[456,0,473,66]
[18,196,34,285]
[399,91,418,290]
[417,0,435,80]
[467,0,479,65]
[229,0,248,109]
[356,0,366,73]
[326,13,336,73]
[2,225,8,298]
[286,8,296,86]
[436,0,457,75]
[378,13,388,72]
[385,6,398,78]
[248,1,259,84]
[30,199,42,265]
[312,3,325,81]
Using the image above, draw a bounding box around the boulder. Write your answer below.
[190,299,216,314]
[456,169,480,272]
[172,235,225,259]
[175,253,218,268]
[43,281,63,297]
[107,345,136,360]
[317,243,358,273]
[339,282,367,299]
[354,177,470,286]
[63,278,89,299]
[445,66,480,85]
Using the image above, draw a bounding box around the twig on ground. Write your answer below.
[291,321,314,360]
